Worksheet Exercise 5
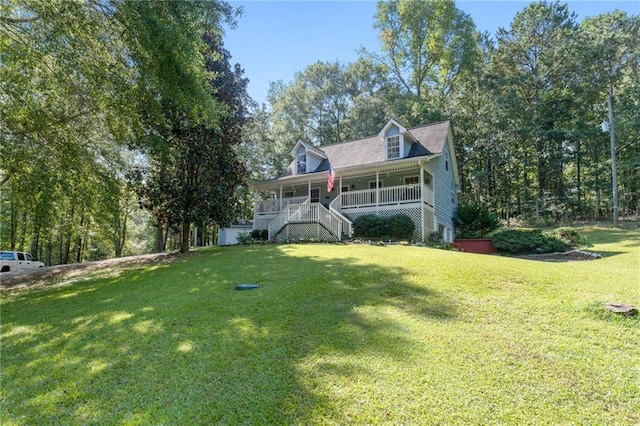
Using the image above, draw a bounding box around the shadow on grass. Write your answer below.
[1,244,456,424]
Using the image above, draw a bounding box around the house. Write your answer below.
[252,120,460,242]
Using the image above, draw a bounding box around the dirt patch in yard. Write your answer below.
[0,252,177,291]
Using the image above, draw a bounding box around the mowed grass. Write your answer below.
[1,228,638,424]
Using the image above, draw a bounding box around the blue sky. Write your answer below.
[224,1,640,105]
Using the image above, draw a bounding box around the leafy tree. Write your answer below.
[573,11,640,218]
[135,34,248,253]
[367,0,477,124]
[268,59,392,147]
[0,0,243,260]
[491,1,578,208]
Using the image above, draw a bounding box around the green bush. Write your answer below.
[250,229,269,241]
[387,214,415,240]
[236,231,253,245]
[353,214,415,240]
[553,227,581,247]
[453,203,500,238]
[353,215,386,238]
[491,229,568,254]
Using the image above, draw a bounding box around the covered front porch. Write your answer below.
[254,164,437,241]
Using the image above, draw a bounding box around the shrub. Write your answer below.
[452,203,500,239]
[353,214,415,240]
[250,229,269,241]
[353,215,387,238]
[553,227,581,248]
[491,229,568,254]
[387,214,415,240]
[426,231,443,244]
[236,232,253,245]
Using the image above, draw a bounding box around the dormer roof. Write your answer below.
[289,140,327,159]
[378,119,418,144]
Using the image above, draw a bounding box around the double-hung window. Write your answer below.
[387,136,400,159]
[297,153,306,174]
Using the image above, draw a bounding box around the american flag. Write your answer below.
[327,165,335,192]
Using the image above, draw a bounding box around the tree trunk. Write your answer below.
[63,233,72,264]
[180,222,190,253]
[117,209,128,257]
[10,202,17,250]
[17,211,27,251]
[75,215,84,263]
[31,226,40,257]
[156,217,164,253]
[46,238,53,266]
[576,139,582,217]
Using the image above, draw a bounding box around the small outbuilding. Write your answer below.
[217,221,253,246]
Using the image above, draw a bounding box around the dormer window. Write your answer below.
[297,153,307,174]
[387,136,400,159]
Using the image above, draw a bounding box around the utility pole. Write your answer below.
[607,89,619,227]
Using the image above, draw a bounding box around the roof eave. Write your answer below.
[252,154,438,189]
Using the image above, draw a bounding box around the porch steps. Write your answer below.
[268,203,351,242]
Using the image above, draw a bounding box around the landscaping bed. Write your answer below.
[515,249,601,262]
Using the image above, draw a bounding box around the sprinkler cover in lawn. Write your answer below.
[235,284,259,290]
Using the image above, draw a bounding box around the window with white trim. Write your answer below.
[387,136,400,159]
[404,176,419,185]
[310,188,320,203]
[284,191,294,198]
[297,153,306,174]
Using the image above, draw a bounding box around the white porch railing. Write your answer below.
[339,184,433,209]
[255,196,309,214]
[268,203,345,241]
[329,197,353,237]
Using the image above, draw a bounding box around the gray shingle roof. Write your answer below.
[280,121,451,177]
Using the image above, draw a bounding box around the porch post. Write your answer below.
[279,185,283,210]
[375,170,379,210]
[419,161,425,241]
[308,180,311,201]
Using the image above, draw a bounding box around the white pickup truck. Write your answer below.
[0,251,45,273]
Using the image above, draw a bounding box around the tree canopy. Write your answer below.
[1,0,638,264]
[1,0,247,259]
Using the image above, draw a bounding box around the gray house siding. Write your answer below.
[426,138,457,241]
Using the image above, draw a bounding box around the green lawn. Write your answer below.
[1,227,638,424]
